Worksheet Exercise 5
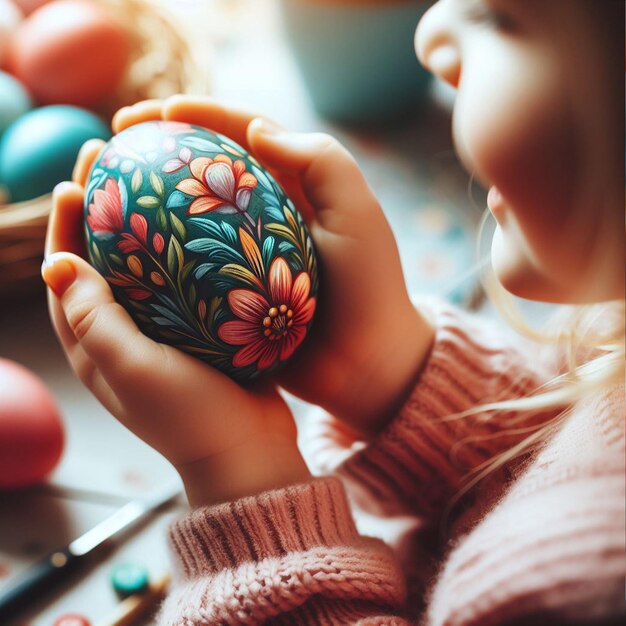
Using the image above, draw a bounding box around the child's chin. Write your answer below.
[491,229,546,302]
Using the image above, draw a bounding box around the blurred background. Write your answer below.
[0,0,488,623]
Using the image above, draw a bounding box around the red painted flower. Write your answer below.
[218,258,316,370]
[117,212,148,254]
[176,154,258,216]
[87,178,124,237]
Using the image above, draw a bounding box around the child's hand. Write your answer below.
[43,149,310,507]
[111,97,434,437]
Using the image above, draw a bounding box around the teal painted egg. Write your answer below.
[0,105,110,202]
[0,71,32,137]
[84,121,318,382]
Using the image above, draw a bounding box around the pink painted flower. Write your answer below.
[176,154,258,216]
[87,178,124,237]
[162,147,193,174]
[218,257,316,370]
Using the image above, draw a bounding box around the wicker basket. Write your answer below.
[0,0,210,297]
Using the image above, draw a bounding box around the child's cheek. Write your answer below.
[455,57,578,246]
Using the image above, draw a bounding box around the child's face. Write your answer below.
[415,0,624,303]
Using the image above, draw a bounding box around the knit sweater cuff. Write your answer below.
[169,477,361,577]
[337,298,551,517]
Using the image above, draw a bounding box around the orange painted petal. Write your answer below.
[214,154,233,165]
[289,272,311,311]
[176,178,209,197]
[239,228,264,279]
[237,172,258,189]
[233,159,245,178]
[228,288,268,323]
[268,257,292,305]
[293,297,316,326]
[188,196,224,215]
[190,157,212,180]
[218,320,260,346]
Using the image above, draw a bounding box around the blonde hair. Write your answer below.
[442,213,624,525]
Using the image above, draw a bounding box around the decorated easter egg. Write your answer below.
[0,104,110,202]
[84,121,318,382]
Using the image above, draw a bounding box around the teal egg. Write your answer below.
[0,105,110,203]
[0,71,32,137]
[84,121,319,383]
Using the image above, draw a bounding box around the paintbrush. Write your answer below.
[0,483,181,621]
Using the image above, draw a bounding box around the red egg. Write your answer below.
[0,0,23,67]
[13,0,50,15]
[0,358,64,488]
[5,0,131,107]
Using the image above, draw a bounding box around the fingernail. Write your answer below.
[53,181,75,197]
[252,117,284,136]
[41,254,77,297]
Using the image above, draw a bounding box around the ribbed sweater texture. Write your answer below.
[159,300,625,625]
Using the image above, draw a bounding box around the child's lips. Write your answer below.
[487,185,505,218]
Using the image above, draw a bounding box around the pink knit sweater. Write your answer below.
[159,301,625,625]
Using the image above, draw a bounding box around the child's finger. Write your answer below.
[42,263,125,419]
[163,94,278,152]
[112,99,164,134]
[41,252,165,395]
[247,119,380,226]
[72,139,106,187]
[46,182,88,258]
[65,340,125,418]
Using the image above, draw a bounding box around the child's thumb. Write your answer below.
[248,118,377,218]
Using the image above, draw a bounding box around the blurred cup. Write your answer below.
[280,0,431,125]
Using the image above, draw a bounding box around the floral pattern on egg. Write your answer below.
[84,121,319,382]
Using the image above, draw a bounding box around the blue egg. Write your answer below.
[0,71,32,137]
[0,105,110,203]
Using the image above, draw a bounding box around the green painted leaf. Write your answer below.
[219,263,262,288]
[181,261,195,282]
[150,171,165,197]
[167,235,185,275]
[136,196,160,209]
[167,237,178,274]
[131,168,143,194]
[90,241,102,266]
[265,223,297,246]
[110,254,124,266]
[188,283,197,307]
[157,208,168,230]
[170,212,186,241]
[209,296,222,323]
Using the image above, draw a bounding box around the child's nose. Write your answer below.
[415,1,461,88]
